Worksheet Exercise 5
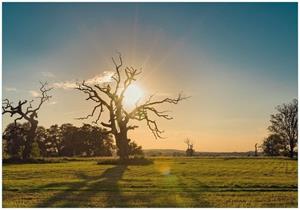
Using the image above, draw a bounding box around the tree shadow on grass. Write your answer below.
[36,165,127,207]
[175,175,212,207]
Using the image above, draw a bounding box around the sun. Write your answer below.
[123,84,144,108]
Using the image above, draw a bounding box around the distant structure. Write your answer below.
[185,138,195,156]
[254,143,258,156]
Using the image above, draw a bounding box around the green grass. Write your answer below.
[3,157,298,207]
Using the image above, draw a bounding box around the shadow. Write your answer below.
[36,165,127,207]
[97,158,153,166]
[176,175,212,207]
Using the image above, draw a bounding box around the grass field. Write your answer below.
[3,157,298,207]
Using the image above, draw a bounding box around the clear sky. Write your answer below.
[3,3,298,152]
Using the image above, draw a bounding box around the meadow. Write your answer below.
[3,157,298,207]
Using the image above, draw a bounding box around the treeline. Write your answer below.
[3,123,143,159]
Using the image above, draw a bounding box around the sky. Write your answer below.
[2,3,298,152]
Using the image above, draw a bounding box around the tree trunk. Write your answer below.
[22,121,38,160]
[115,129,129,161]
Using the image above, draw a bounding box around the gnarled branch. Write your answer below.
[3,82,52,124]
[128,93,189,138]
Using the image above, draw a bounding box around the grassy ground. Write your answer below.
[3,157,298,207]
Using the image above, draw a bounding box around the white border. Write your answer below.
[1,1,299,210]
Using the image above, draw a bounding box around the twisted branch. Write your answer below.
[2,82,52,124]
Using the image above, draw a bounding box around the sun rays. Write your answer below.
[123,83,144,109]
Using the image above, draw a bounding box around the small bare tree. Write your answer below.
[185,138,194,156]
[76,54,188,160]
[2,82,52,160]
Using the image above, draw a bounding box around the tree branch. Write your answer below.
[2,82,52,125]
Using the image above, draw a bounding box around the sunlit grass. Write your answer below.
[3,157,297,207]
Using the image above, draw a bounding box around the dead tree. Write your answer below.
[2,82,52,160]
[76,54,188,160]
[185,138,194,156]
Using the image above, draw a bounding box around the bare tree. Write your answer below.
[2,82,52,160]
[76,54,188,160]
[185,138,191,149]
[268,99,298,158]
[184,138,194,156]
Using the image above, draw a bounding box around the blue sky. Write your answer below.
[2,3,298,151]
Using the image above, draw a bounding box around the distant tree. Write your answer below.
[57,123,114,157]
[127,139,144,157]
[261,134,285,156]
[77,124,114,156]
[2,82,52,160]
[35,126,48,157]
[99,133,115,157]
[76,53,188,160]
[59,123,78,156]
[268,99,298,158]
[185,138,194,156]
[45,125,62,156]
[75,124,91,156]
[2,123,28,159]
[30,140,41,158]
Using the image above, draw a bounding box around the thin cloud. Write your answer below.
[29,90,40,97]
[85,71,114,85]
[5,87,17,92]
[49,101,57,105]
[52,81,77,90]
[53,71,114,90]
[41,71,55,78]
